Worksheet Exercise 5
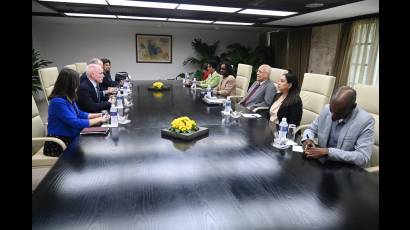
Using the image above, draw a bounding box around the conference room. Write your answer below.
[32,0,379,229]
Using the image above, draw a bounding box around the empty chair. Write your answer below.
[354,84,379,173]
[38,67,59,104]
[270,67,288,91]
[32,96,66,191]
[296,73,336,132]
[232,63,252,97]
[75,62,87,75]
[64,64,77,72]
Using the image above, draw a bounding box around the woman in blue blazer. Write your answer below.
[45,68,110,156]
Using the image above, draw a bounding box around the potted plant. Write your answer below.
[32,48,52,93]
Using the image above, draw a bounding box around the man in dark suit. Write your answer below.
[239,64,277,110]
[77,63,113,113]
[80,58,115,97]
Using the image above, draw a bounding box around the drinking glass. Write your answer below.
[287,124,296,142]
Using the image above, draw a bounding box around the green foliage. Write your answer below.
[183,38,220,67]
[32,49,52,93]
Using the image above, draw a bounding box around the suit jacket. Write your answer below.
[302,104,375,167]
[77,78,111,113]
[213,75,236,96]
[269,93,303,126]
[101,72,117,90]
[239,79,276,109]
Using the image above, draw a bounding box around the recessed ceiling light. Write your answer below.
[214,21,254,26]
[107,0,178,9]
[168,18,213,24]
[305,3,325,8]
[177,4,241,13]
[64,13,117,18]
[117,15,167,21]
[38,0,107,4]
[238,9,297,17]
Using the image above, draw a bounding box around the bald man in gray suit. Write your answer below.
[302,86,375,168]
[239,64,277,110]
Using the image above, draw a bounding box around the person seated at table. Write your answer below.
[45,68,110,157]
[100,58,118,90]
[239,64,276,110]
[201,63,210,80]
[198,61,221,89]
[269,72,302,126]
[213,63,236,96]
[301,86,375,168]
[80,58,115,98]
[77,64,113,113]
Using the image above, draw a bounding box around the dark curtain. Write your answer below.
[332,22,353,90]
[269,31,288,69]
[287,28,312,85]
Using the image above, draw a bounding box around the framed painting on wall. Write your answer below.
[136,34,172,63]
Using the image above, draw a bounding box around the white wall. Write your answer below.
[32,16,260,80]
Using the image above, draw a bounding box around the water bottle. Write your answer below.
[206,85,212,98]
[191,78,197,89]
[224,98,232,113]
[278,117,289,144]
[116,91,123,107]
[183,72,188,85]
[110,105,118,126]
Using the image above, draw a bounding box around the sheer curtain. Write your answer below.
[347,18,379,87]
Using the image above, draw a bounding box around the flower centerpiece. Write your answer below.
[169,116,198,133]
[153,81,164,89]
[161,116,208,140]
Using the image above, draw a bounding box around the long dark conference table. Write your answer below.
[32,80,379,230]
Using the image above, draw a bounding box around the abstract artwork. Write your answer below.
[136,34,172,63]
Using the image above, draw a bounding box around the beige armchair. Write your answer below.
[75,62,87,75]
[354,84,379,173]
[38,67,59,104]
[229,63,252,103]
[32,96,65,191]
[295,73,336,133]
[270,67,288,92]
[64,64,77,72]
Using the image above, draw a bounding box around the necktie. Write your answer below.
[95,85,100,102]
[241,82,260,106]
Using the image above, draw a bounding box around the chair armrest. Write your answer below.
[295,124,310,134]
[365,166,379,173]
[32,137,67,151]
[227,96,243,104]
[252,107,269,113]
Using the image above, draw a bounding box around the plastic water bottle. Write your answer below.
[224,98,232,113]
[183,72,188,85]
[278,117,289,144]
[116,91,123,107]
[191,78,197,89]
[206,85,212,97]
[110,105,118,126]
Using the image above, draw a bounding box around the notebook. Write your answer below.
[80,127,110,135]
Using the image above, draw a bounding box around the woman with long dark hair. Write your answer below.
[45,68,109,156]
[269,73,303,126]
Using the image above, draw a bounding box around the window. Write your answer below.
[347,19,379,87]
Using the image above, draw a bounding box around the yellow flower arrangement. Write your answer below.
[169,116,198,133]
[153,81,164,89]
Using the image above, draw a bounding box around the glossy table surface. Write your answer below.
[32,80,379,230]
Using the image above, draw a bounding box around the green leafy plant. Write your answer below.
[32,49,52,93]
[183,38,220,68]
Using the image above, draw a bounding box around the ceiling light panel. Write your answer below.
[214,21,254,26]
[177,4,241,13]
[38,0,107,4]
[107,0,178,9]
[168,18,213,24]
[64,13,117,18]
[117,15,167,21]
[239,9,297,17]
